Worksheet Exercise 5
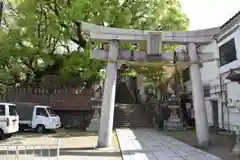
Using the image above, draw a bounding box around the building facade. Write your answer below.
[184,11,240,132]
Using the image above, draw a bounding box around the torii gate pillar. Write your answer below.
[188,42,209,147]
[97,40,119,148]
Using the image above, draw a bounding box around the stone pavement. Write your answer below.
[116,128,222,160]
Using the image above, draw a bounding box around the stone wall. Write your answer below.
[55,110,94,129]
[0,87,96,129]
[4,87,95,111]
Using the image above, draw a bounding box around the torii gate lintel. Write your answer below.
[80,21,220,44]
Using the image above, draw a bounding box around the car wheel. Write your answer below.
[0,129,4,140]
[36,125,45,133]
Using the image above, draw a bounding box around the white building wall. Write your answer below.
[189,20,240,132]
[205,100,213,126]
[218,22,240,132]
[198,41,221,127]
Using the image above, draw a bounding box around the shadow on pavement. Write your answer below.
[13,129,97,139]
[164,127,236,160]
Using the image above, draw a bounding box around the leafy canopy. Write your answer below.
[0,0,189,88]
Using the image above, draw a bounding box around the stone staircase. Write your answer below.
[115,81,137,104]
[114,75,153,128]
[114,104,154,128]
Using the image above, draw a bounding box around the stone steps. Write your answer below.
[115,82,137,104]
[114,124,151,128]
[114,104,153,128]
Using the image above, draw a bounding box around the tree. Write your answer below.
[0,0,99,86]
[127,63,174,100]
[124,0,189,102]
[0,0,189,89]
[0,1,3,27]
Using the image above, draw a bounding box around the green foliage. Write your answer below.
[60,51,105,81]
[0,0,189,89]
[122,0,189,99]
[130,64,174,88]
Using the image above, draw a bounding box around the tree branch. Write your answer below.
[45,0,86,48]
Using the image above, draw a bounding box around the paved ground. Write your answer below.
[0,130,122,160]
[164,128,236,160]
[116,128,222,160]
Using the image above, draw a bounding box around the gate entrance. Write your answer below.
[80,21,220,147]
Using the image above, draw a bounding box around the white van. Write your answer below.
[0,103,19,139]
[16,102,61,133]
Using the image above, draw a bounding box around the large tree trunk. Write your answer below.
[174,71,181,97]
[155,88,161,115]
[0,1,3,27]
[157,88,161,101]
[154,88,162,116]
[155,88,162,128]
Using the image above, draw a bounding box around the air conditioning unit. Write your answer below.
[235,100,240,109]
[227,99,235,107]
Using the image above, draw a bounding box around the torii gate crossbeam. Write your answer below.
[80,21,221,148]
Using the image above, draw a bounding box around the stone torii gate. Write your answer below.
[80,21,220,148]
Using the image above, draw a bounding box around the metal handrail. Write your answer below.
[134,90,156,126]
[141,102,156,126]
[0,139,60,160]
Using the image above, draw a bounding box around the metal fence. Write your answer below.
[0,139,60,160]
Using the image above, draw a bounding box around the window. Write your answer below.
[219,38,237,66]
[46,108,57,117]
[0,105,5,116]
[36,108,48,117]
[203,85,210,97]
[9,105,17,116]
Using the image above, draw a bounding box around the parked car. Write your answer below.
[15,102,61,133]
[0,103,19,139]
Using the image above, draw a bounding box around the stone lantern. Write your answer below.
[165,94,183,130]
[86,88,102,132]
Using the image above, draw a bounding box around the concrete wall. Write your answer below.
[55,110,93,129]
[4,87,95,111]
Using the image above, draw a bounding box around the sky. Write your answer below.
[181,0,240,30]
